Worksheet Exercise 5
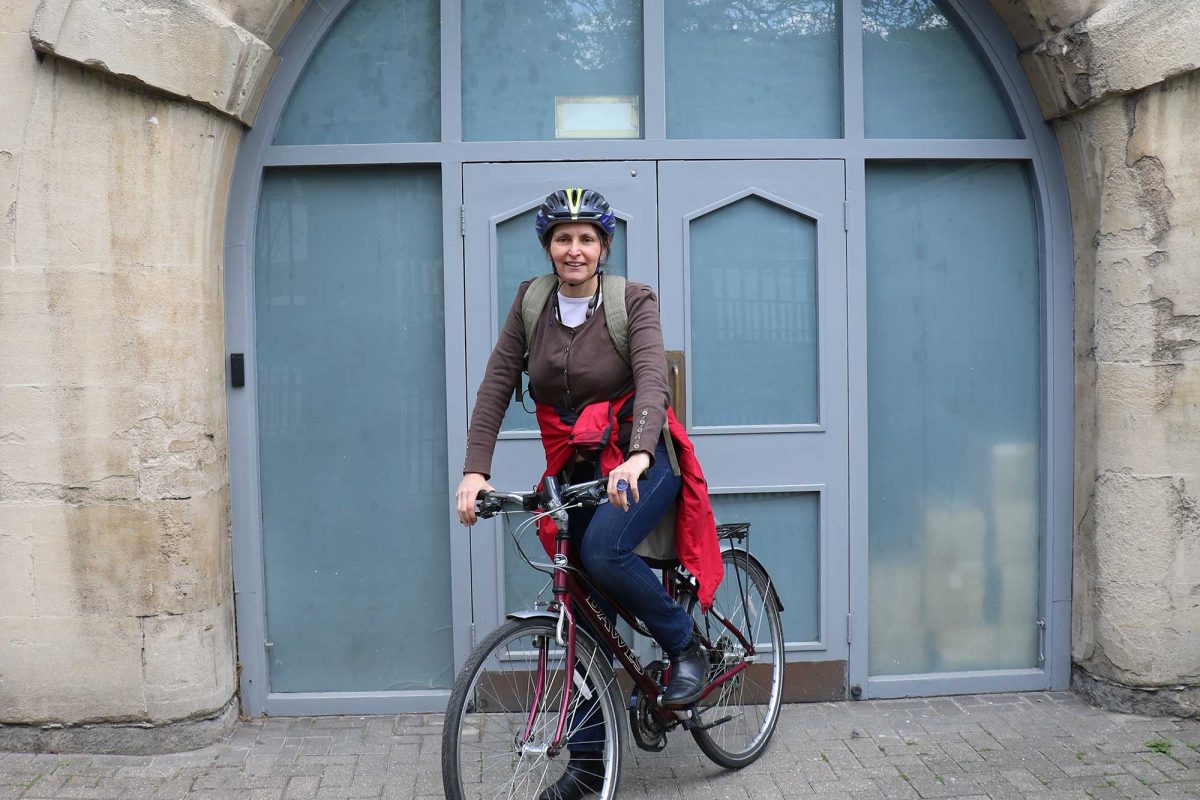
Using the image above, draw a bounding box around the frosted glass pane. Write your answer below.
[255,167,452,691]
[710,493,820,643]
[689,196,819,426]
[496,212,627,432]
[866,162,1040,676]
[274,0,439,144]
[462,0,643,141]
[863,0,1017,138]
[666,0,841,139]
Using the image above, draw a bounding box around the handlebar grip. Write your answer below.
[474,491,502,518]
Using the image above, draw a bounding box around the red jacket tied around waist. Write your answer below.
[534,391,724,611]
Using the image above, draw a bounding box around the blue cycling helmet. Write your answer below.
[534,188,617,244]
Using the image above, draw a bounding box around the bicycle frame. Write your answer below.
[526,477,759,752]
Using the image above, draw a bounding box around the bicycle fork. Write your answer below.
[518,477,576,755]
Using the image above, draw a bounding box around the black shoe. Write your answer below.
[661,638,707,708]
[537,752,605,800]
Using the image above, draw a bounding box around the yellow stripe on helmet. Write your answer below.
[565,187,584,219]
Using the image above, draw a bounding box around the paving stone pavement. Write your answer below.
[2,693,1198,800]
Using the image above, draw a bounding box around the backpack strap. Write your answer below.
[520,274,559,365]
[600,273,630,365]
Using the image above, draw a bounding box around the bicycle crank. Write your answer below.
[680,707,734,732]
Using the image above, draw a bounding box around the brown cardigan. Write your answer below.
[463,277,671,478]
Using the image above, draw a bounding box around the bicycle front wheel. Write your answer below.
[688,549,785,769]
[441,617,624,800]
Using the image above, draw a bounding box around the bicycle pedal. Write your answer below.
[679,709,733,731]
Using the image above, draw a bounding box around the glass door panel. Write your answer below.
[462,162,659,638]
[657,160,848,669]
[255,166,453,692]
[865,161,1041,676]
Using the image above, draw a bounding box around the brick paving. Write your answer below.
[2,692,1198,799]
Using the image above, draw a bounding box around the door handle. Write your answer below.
[665,351,685,422]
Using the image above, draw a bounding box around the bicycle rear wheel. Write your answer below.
[441,617,624,800]
[688,549,785,768]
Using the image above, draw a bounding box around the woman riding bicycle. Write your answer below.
[455,188,722,800]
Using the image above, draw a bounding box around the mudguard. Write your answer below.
[720,545,785,613]
[505,609,559,624]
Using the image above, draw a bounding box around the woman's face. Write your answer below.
[547,222,607,285]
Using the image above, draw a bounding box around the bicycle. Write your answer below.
[441,473,785,800]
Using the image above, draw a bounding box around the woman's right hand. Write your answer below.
[456,473,494,526]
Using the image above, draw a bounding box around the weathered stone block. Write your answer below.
[0,382,224,501]
[1094,361,1200,476]
[15,61,241,268]
[142,603,236,722]
[0,615,146,723]
[987,0,1114,51]
[0,34,40,150]
[0,147,15,268]
[1128,72,1200,319]
[27,493,229,618]
[0,519,35,617]
[1093,292,1157,362]
[1020,0,1200,120]
[201,0,306,47]
[29,0,274,124]
[0,0,42,33]
[1084,470,1200,685]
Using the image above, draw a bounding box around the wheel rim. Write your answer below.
[452,623,619,800]
[691,555,785,759]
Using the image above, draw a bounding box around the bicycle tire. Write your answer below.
[441,617,625,800]
[688,549,785,769]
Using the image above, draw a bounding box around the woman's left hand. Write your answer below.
[607,451,652,512]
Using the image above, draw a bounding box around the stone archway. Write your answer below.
[1,0,1197,752]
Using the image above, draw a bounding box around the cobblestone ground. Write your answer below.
[2,693,1198,800]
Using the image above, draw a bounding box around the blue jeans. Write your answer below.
[564,438,692,752]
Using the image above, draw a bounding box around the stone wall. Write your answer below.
[0,0,1198,754]
[1015,0,1200,717]
[0,0,266,753]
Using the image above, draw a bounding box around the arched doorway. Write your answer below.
[225,0,1073,715]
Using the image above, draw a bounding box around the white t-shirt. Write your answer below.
[556,291,602,329]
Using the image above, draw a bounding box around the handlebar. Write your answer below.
[473,476,612,519]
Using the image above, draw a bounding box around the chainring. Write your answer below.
[628,660,668,752]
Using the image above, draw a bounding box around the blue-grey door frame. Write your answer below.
[223,0,1073,716]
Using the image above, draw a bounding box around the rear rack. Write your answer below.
[715,522,750,542]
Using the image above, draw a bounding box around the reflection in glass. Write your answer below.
[274,0,440,144]
[463,0,644,141]
[689,195,819,426]
[255,167,453,691]
[667,0,841,139]
[863,0,1016,138]
[496,211,627,432]
[866,161,1040,676]
[710,492,820,643]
